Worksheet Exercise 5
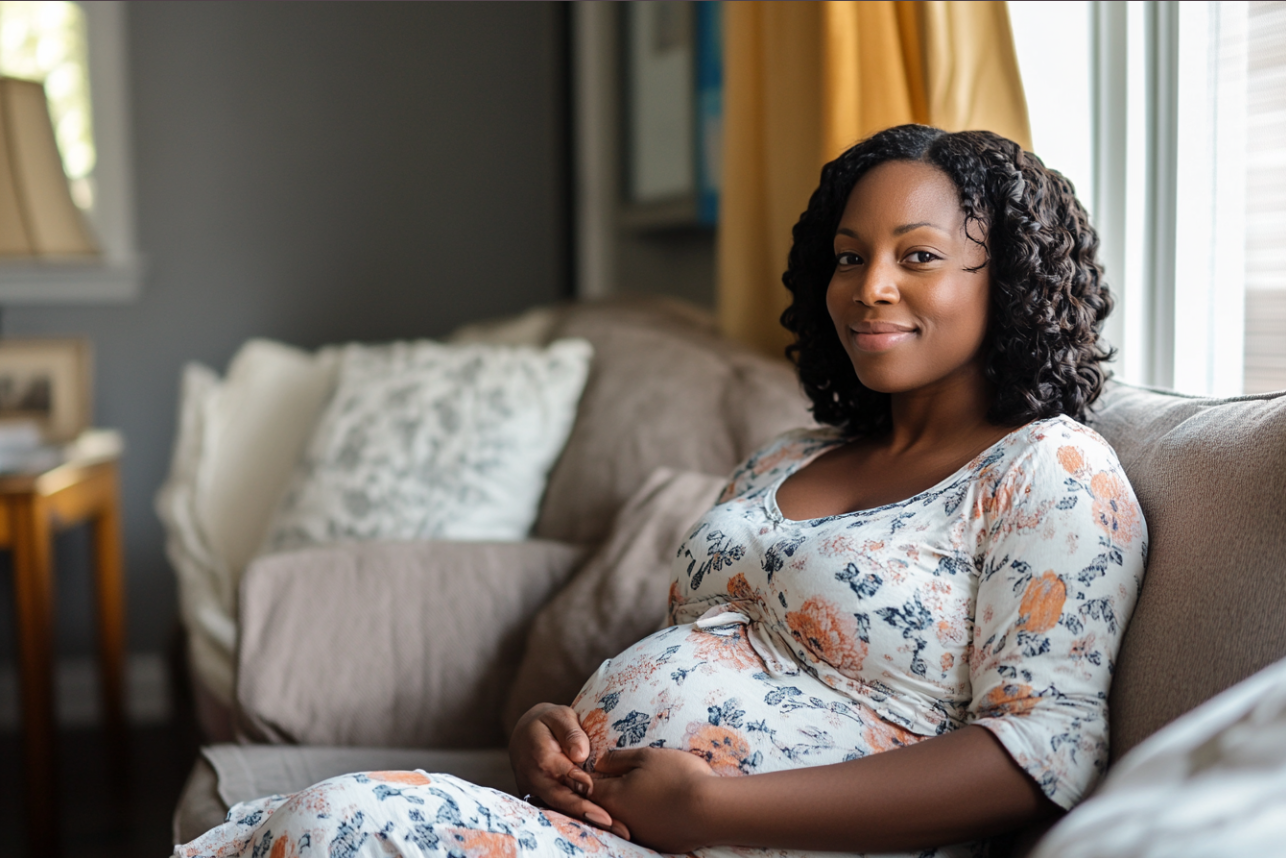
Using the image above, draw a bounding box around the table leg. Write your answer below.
[91,467,127,738]
[11,493,58,844]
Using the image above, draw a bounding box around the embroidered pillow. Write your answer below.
[259,338,592,553]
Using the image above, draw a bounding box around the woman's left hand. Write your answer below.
[590,748,721,852]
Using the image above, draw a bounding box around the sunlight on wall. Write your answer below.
[0,0,95,211]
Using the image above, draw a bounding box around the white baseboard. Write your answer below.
[0,653,171,730]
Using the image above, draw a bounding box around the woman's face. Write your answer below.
[826,159,991,399]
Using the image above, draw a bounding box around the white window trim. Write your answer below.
[0,0,142,302]
[1092,0,1246,396]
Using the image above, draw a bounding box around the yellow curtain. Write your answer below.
[717,0,1031,356]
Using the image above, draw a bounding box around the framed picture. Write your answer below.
[0,338,91,442]
[627,1,695,207]
[622,1,723,230]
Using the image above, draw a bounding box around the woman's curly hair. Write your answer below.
[781,124,1113,437]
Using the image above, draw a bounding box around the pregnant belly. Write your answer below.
[570,613,926,777]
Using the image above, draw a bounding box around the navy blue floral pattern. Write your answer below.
[180,416,1146,858]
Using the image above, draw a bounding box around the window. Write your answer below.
[0,1,94,211]
[1008,2,1094,215]
[0,0,139,302]
[1244,1,1286,393]
[1010,0,1286,397]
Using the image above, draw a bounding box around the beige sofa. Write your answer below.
[170,298,1286,854]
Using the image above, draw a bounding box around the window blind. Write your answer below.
[1245,1,1286,393]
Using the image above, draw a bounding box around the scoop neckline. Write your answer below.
[763,418,1048,525]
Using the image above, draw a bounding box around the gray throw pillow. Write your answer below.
[236,540,587,748]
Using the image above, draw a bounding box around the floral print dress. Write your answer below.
[178,416,1147,858]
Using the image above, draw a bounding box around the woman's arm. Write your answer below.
[591,724,1058,853]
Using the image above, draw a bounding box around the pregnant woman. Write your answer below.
[178,125,1146,858]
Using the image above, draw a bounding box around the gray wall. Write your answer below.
[0,2,568,658]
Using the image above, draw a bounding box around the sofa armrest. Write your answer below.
[234,540,586,749]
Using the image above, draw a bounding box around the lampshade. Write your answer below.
[0,76,97,257]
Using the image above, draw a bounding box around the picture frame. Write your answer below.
[626,1,696,209]
[0,337,92,443]
[621,1,722,231]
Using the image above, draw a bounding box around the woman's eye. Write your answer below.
[836,251,863,266]
[906,250,940,264]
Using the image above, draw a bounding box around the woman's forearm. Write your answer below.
[696,725,1058,852]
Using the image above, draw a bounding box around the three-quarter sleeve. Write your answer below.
[966,425,1147,808]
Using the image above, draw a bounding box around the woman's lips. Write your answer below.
[850,323,916,352]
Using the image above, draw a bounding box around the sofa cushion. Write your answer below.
[1087,382,1286,762]
[235,540,586,749]
[533,299,813,545]
[504,467,727,733]
[173,756,226,846]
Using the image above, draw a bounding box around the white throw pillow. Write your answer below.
[155,339,341,706]
[259,338,592,554]
[1030,655,1286,858]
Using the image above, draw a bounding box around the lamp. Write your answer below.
[0,76,97,257]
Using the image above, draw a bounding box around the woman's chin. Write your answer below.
[850,368,909,395]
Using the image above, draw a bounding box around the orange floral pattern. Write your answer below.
[1018,572,1067,633]
[175,771,662,858]
[862,717,923,753]
[688,623,765,672]
[579,706,611,770]
[1057,445,1085,474]
[1089,471,1143,543]
[981,682,1042,717]
[544,814,608,853]
[726,572,755,602]
[440,827,521,858]
[267,835,297,858]
[179,417,1145,858]
[366,770,431,786]
[661,417,1145,811]
[785,596,868,674]
[683,722,757,776]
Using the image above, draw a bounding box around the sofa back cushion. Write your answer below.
[1087,382,1286,762]
[235,540,586,748]
[532,298,814,545]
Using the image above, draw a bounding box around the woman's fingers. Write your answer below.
[512,701,631,837]
[585,749,717,852]
[529,724,593,796]
[591,748,649,776]
[539,705,591,765]
[511,705,580,797]
[563,765,594,796]
[531,777,618,832]
[589,772,636,839]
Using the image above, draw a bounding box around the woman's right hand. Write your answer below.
[508,703,629,838]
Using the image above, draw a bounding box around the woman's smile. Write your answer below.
[848,320,918,352]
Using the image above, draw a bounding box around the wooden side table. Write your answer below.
[5,432,126,842]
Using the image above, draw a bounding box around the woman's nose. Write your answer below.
[854,258,901,306]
